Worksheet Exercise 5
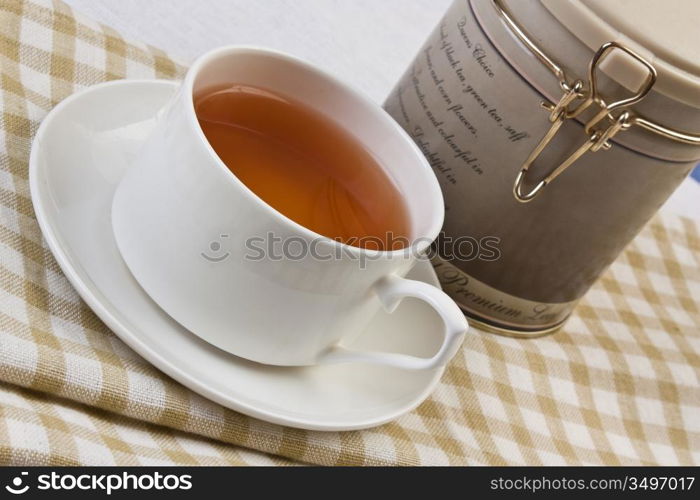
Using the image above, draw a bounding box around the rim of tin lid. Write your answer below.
[541,0,700,108]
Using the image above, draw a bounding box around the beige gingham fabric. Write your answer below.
[1,0,698,466]
[0,381,288,465]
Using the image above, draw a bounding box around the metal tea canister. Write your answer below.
[384,0,700,336]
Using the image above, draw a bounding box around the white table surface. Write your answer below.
[64,0,699,221]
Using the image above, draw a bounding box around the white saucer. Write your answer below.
[29,80,447,431]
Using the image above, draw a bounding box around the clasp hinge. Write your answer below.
[513,42,657,203]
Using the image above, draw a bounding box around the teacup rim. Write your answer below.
[182,45,445,258]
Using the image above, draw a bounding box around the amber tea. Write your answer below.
[195,84,411,251]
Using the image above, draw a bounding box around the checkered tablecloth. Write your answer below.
[1,0,698,466]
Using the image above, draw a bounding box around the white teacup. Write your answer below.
[112,46,468,369]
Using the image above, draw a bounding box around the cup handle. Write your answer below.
[318,274,469,370]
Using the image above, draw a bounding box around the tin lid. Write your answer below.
[541,0,700,108]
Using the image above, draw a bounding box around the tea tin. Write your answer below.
[384,0,700,335]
